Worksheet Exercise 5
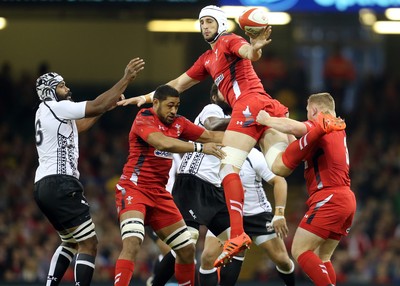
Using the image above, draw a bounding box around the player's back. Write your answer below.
[177,104,227,187]
[304,130,351,195]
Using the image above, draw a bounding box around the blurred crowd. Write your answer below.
[0,53,400,285]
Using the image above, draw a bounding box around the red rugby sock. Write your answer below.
[175,263,195,285]
[222,173,244,237]
[114,259,134,286]
[297,251,332,286]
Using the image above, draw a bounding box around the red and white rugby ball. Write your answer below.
[238,7,269,36]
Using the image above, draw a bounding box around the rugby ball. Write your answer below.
[238,7,269,36]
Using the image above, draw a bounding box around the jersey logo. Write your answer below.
[215,74,224,86]
[158,125,166,131]
[126,196,133,205]
[174,123,181,136]
[154,150,173,159]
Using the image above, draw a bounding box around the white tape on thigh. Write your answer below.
[61,219,96,243]
[164,226,192,251]
[120,218,145,242]
[220,146,248,169]
[188,226,200,244]
[265,142,288,169]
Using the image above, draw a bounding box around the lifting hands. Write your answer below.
[202,143,226,160]
[248,25,272,50]
[125,58,145,82]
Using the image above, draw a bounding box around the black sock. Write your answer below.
[47,246,76,286]
[74,253,95,286]
[152,251,176,286]
[199,267,218,286]
[220,256,243,286]
[276,259,296,286]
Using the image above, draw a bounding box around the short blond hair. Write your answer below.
[308,92,335,113]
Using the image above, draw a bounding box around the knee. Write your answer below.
[78,235,98,256]
[275,254,294,272]
[121,237,142,260]
[201,247,218,269]
[175,243,195,264]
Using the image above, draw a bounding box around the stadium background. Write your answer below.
[1,0,400,285]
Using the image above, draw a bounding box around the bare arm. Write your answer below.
[117,72,200,107]
[76,116,101,133]
[238,26,272,61]
[195,129,224,144]
[146,131,224,159]
[256,110,307,137]
[267,175,289,238]
[204,117,230,131]
[85,58,145,117]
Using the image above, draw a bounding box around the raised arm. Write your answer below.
[238,26,272,61]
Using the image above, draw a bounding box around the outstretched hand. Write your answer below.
[124,58,145,82]
[117,95,146,107]
[202,143,226,160]
[247,25,272,50]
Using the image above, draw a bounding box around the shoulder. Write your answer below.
[219,33,247,45]
[202,104,224,114]
[134,108,156,125]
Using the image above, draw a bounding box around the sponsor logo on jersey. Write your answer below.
[154,150,173,159]
[215,74,224,86]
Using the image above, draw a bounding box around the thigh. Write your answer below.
[173,175,227,228]
[259,236,290,264]
[148,190,184,232]
[243,212,276,244]
[317,239,340,261]
[34,175,90,231]
[222,130,256,152]
[291,227,325,260]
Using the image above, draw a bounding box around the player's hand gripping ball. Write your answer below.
[238,7,269,37]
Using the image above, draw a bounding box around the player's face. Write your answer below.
[200,16,218,42]
[155,96,180,125]
[56,81,72,101]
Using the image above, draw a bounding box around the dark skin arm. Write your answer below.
[204,117,231,131]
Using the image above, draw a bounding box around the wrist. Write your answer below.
[193,142,204,153]
[141,92,154,104]
[275,206,285,216]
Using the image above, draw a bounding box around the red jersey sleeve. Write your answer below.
[186,53,210,82]
[226,34,248,57]
[178,116,205,142]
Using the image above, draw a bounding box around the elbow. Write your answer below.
[153,141,173,151]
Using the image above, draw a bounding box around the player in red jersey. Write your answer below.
[256,92,355,286]
[114,85,225,286]
[118,5,293,267]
